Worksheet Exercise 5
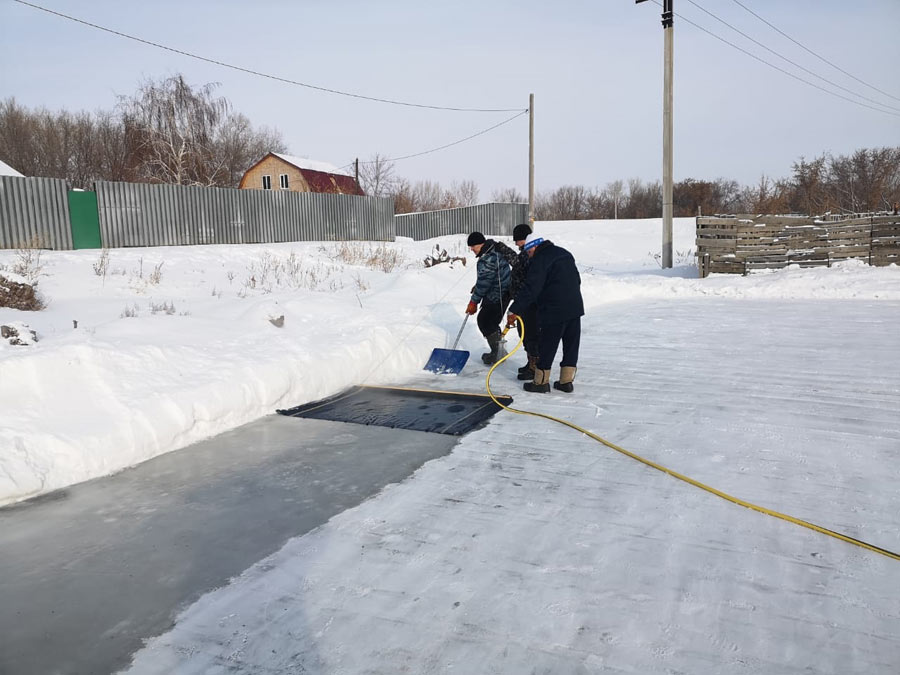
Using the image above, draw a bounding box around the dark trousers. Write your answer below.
[517,303,540,356]
[537,316,581,371]
[477,293,510,337]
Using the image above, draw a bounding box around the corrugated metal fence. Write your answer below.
[0,176,72,249]
[95,181,395,247]
[1,175,528,249]
[395,203,529,240]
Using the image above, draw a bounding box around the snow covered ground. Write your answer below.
[2,218,899,672]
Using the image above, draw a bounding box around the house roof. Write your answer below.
[0,159,24,177]
[241,152,364,196]
[300,168,365,196]
[272,153,351,177]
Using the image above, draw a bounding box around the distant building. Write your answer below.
[0,159,25,177]
[239,153,364,196]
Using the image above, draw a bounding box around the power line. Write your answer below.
[729,0,900,104]
[682,0,900,114]
[647,0,900,118]
[13,0,522,113]
[344,109,528,169]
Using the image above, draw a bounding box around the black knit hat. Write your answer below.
[467,231,486,246]
[512,223,532,242]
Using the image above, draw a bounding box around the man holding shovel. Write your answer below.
[466,231,512,365]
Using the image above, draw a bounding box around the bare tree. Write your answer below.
[532,190,553,221]
[604,180,625,219]
[1,87,285,188]
[585,188,611,219]
[358,153,397,197]
[410,181,445,211]
[790,156,828,215]
[0,99,37,176]
[391,178,415,214]
[491,187,525,203]
[93,110,132,182]
[447,180,479,207]
[213,113,286,187]
[119,74,230,186]
[622,178,661,219]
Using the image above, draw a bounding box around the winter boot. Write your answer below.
[553,366,577,393]
[517,354,538,381]
[481,331,506,365]
[523,368,551,393]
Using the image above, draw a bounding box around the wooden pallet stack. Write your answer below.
[872,218,900,267]
[696,213,900,278]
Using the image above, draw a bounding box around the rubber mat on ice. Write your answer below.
[277,385,512,436]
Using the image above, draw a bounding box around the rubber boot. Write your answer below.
[517,354,538,381]
[523,368,551,393]
[481,331,505,365]
[517,360,531,375]
[553,366,577,393]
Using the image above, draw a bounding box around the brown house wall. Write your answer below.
[239,156,310,192]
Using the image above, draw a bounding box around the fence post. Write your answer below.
[868,218,873,267]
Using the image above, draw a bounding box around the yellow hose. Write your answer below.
[486,316,900,562]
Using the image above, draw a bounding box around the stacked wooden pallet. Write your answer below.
[872,219,900,267]
[696,214,900,277]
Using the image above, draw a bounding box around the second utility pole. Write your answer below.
[528,93,535,226]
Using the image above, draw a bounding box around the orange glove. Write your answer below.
[506,312,518,328]
[465,300,478,315]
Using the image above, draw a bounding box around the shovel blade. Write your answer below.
[423,348,470,375]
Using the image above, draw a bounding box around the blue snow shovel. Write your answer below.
[424,314,470,374]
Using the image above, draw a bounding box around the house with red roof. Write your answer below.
[239,153,364,196]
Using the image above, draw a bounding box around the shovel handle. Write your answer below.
[450,314,469,351]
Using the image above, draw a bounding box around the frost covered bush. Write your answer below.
[242,250,343,293]
[325,241,407,272]
[11,236,46,284]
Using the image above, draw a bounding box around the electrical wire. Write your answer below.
[13,0,523,113]
[344,109,528,170]
[682,0,900,114]
[729,0,900,104]
[643,0,900,118]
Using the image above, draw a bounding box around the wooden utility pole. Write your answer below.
[528,93,535,226]
[354,158,360,190]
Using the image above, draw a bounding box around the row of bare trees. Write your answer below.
[359,146,899,220]
[508,148,899,220]
[0,74,285,189]
[357,153,481,213]
[3,73,897,218]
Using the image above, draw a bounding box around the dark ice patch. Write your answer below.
[278,386,512,435]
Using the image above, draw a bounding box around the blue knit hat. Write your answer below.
[523,233,544,251]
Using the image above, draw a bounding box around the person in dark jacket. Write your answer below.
[466,231,512,364]
[495,223,540,380]
[507,233,584,393]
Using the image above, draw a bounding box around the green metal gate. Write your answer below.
[67,190,102,249]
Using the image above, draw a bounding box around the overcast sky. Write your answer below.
[2,0,898,197]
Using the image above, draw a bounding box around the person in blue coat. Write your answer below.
[507,233,584,393]
[466,231,512,364]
